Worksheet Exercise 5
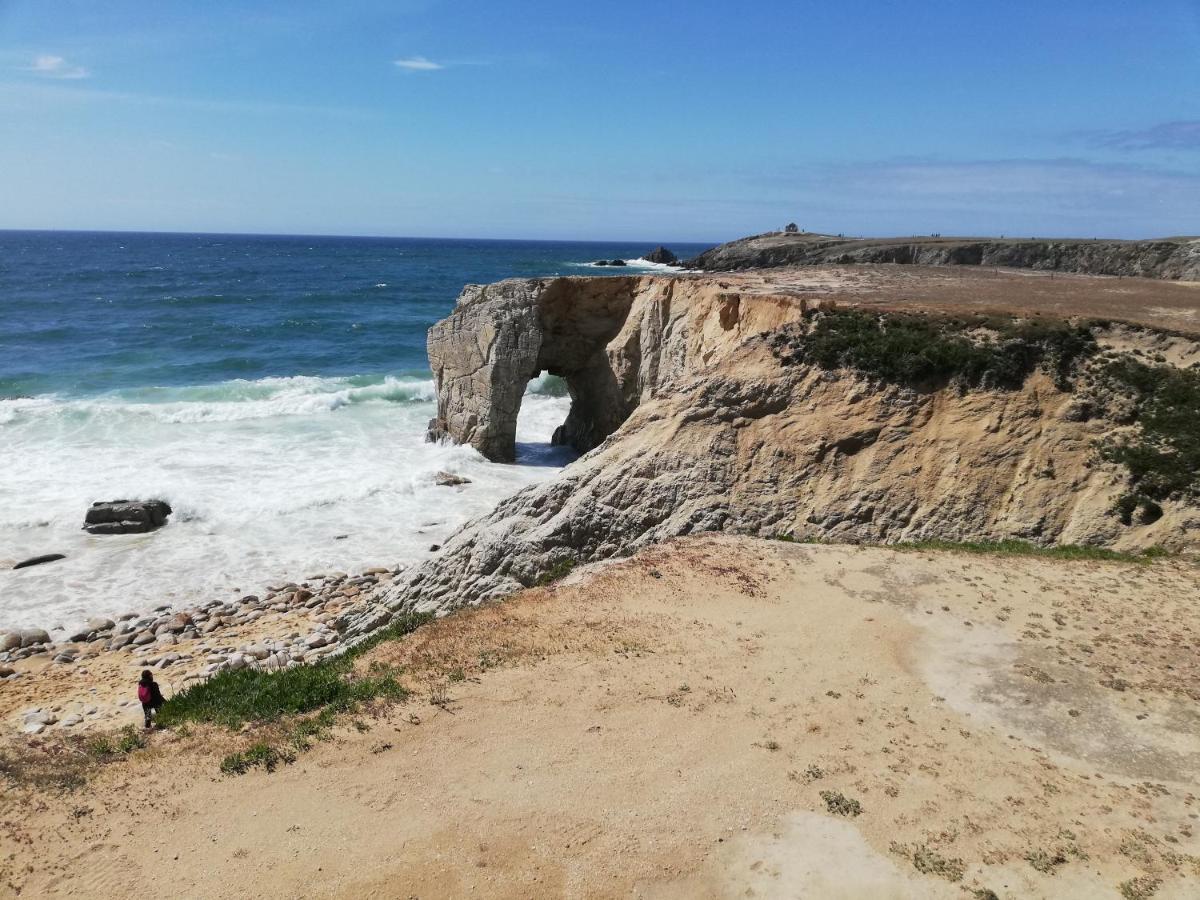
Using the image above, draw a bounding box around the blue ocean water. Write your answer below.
[0,231,707,398]
[0,231,710,630]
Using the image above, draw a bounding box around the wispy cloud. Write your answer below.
[25,54,90,79]
[393,55,443,72]
[1086,120,1200,151]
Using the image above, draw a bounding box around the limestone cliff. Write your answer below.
[426,275,801,462]
[339,274,1200,638]
[686,232,1200,281]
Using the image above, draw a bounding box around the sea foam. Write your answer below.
[0,373,572,632]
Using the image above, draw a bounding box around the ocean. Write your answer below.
[0,231,710,632]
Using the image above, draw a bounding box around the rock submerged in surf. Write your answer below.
[13,553,66,570]
[83,499,172,535]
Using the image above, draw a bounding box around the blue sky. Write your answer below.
[1,0,1198,241]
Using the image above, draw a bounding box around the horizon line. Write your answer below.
[0,227,722,246]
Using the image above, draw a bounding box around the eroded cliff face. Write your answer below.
[426,275,804,461]
[340,275,1200,638]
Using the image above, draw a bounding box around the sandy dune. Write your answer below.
[2,535,1198,898]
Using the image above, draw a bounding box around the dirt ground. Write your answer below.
[717,264,1200,336]
[2,535,1199,899]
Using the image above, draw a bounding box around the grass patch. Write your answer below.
[772,309,1097,390]
[2,724,151,794]
[1099,359,1200,518]
[159,611,429,730]
[220,742,294,776]
[84,724,146,760]
[891,538,1165,564]
[535,557,576,586]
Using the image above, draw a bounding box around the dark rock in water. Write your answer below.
[83,499,172,535]
[609,259,627,267]
[593,259,612,266]
[434,471,472,487]
[429,544,442,552]
[644,246,678,265]
[13,553,66,570]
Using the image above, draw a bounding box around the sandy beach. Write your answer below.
[3,535,1197,898]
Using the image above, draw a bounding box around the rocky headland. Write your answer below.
[344,264,1200,640]
[5,264,1199,726]
[684,230,1200,280]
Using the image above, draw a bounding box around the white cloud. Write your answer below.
[27,54,90,79]
[393,56,443,72]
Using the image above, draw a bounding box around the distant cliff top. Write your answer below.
[685,231,1200,281]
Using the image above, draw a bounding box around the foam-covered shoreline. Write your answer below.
[0,373,573,633]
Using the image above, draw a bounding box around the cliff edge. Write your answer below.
[341,269,1200,638]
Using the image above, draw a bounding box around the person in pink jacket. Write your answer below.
[138,670,165,729]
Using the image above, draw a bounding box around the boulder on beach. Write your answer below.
[19,628,51,648]
[643,246,678,265]
[83,499,172,535]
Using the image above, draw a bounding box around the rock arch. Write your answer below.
[426,276,644,462]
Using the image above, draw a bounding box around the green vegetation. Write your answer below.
[85,724,145,758]
[1100,359,1200,521]
[776,309,1097,390]
[220,742,293,776]
[534,557,577,586]
[891,538,1167,564]
[160,612,429,729]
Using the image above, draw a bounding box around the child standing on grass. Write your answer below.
[138,669,165,729]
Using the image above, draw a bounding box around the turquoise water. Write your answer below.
[0,231,708,630]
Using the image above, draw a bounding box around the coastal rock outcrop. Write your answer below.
[643,246,679,265]
[345,274,1200,640]
[83,499,172,535]
[685,232,1200,281]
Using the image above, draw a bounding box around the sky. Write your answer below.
[1,0,1198,242]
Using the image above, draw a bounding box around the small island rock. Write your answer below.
[83,499,172,535]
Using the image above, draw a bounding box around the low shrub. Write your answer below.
[220,742,294,776]
[820,789,862,817]
[1100,359,1200,516]
[774,310,1097,390]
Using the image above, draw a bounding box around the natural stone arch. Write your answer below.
[426,276,642,462]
